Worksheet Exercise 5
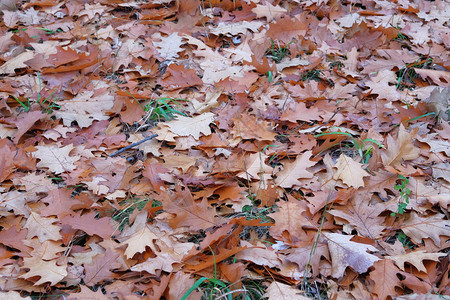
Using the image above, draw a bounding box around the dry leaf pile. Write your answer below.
[0,0,449,299]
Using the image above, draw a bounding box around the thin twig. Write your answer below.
[107,134,158,158]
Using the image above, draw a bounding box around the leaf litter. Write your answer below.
[0,0,449,299]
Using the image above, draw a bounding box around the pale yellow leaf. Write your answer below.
[264,281,310,300]
[166,112,214,140]
[20,256,67,285]
[32,144,80,174]
[333,154,370,189]
[381,124,420,167]
[24,212,62,242]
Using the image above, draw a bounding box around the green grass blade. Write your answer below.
[181,277,208,300]
[314,131,354,138]
[362,138,385,149]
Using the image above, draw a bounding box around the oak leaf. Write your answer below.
[33,143,80,174]
[401,213,450,247]
[267,16,307,44]
[60,212,114,239]
[252,2,287,22]
[381,124,420,167]
[162,187,221,231]
[369,259,401,300]
[24,212,62,242]
[166,112,214,140]
[328,192,386,239]
[263,281,310,300]
[324,232,380,278]
[122,225,162,259]
[130,252,178,275]
[20,256,67,286]
[153,32,184,60]
[387,250,446,272]
[286,241,329,277]
[55,82,114,128]
[84,249,121,286]
[333,154,370,189]
[274,151,316,188]
[269,200,309,243]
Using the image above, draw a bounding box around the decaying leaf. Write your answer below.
[333,154,370,189]
[381,124,420,167]
[324,232,380,278]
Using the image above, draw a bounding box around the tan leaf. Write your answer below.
[381,124,420,167]
[252,2,287,22]
[324,232,380,278]
[263,281,310,300]
[387,250,446,272]
[166,112,214,140]
[55,82,114,128]
[235,241,281,268]
[332,154,370,189]
[130,252,178,275]
[153,32,184,60]
[209,21,263,36]
[402,213,450,247]
[32,144,80,174]
[20,256,67,286]
[274,151,316,188]
[0,50,34,74]
[122,225,161,259]
[24,212,62,242]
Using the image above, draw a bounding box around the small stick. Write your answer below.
[108,134,158,158]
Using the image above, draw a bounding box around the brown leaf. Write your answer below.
[84,249,121,286]
[328,192,386,239]
[402,213,450,247]
[269,200,309,244]
[267,16,308,44]
[263,281,310,300]
[274,151,316,188]
[60,211,114,239]
[162,187,221,231]
[369,259,401,300]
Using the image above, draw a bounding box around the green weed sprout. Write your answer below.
[10,73,59,113]
[124,90,187,122]
[391,175,411,217]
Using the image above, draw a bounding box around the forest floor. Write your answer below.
[0,0,449,299]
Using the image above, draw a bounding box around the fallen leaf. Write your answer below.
[24,212,62,242]
[20,256,67,286]
[166,112,214,140]
[274,151,316,188]
[402,213,450,247]
[333,154,370,189]
[387,250,446,272]
[263,281,310,300]
[32,143,80,174]
[381,124,420,167]
[324,232,380,278]
[369,259,401,300]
